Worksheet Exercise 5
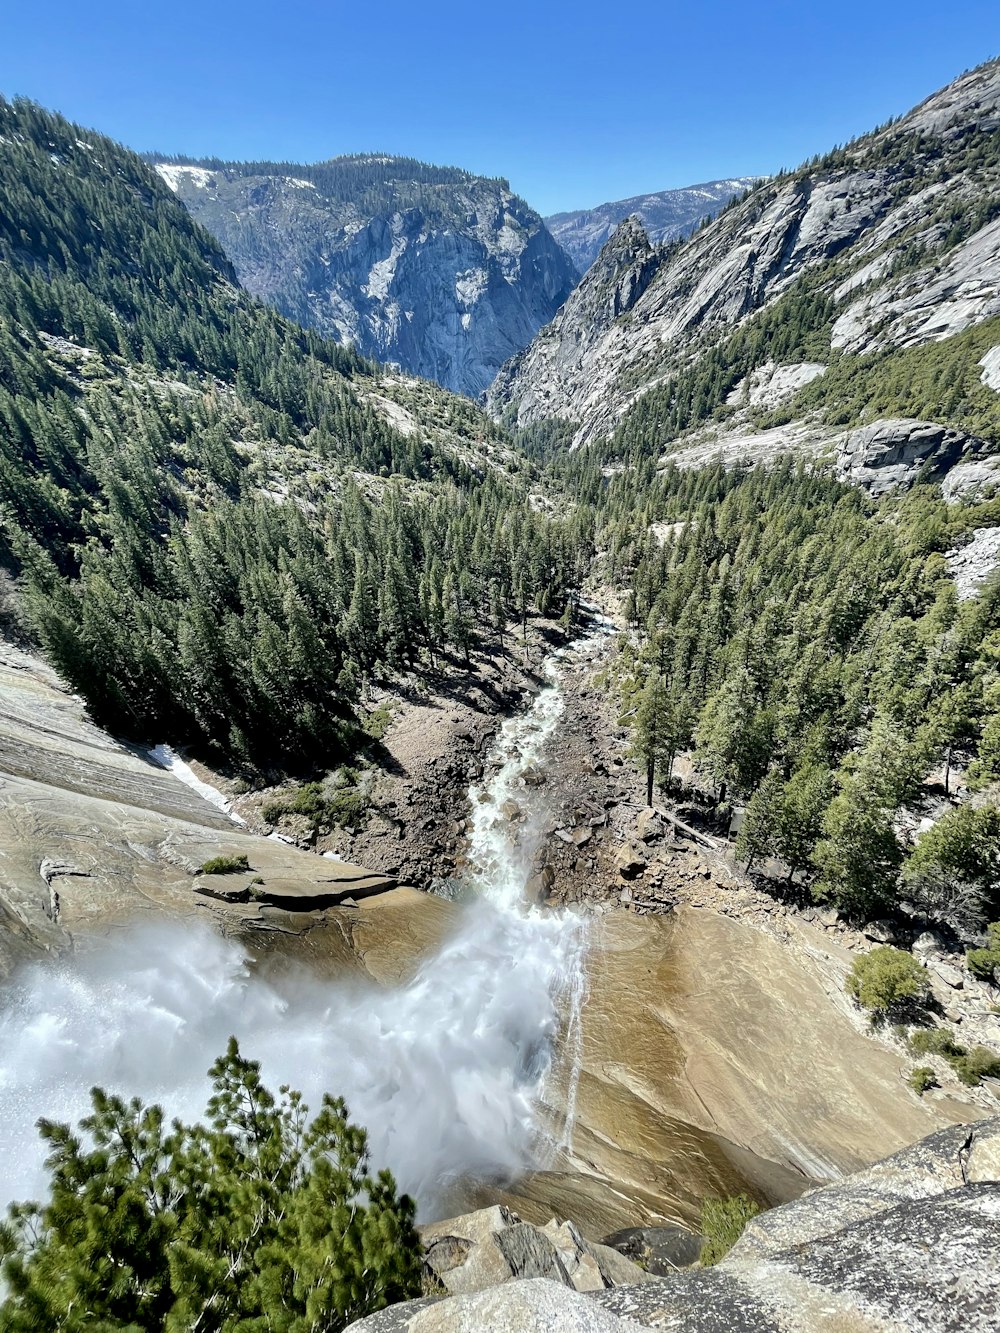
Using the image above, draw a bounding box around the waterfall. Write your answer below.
[0,618,611,1220]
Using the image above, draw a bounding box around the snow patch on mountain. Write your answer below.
[155,163,215,192]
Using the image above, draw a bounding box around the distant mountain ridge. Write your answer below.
[489,56,1000,497]
[545,177,759,272]
[150,153,578,397]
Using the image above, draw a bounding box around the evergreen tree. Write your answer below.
[0,1040,421,1332]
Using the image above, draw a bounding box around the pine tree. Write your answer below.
[0,1040,421,1332]
[735,767,784,871]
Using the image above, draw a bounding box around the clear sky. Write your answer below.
[2,1,998,216]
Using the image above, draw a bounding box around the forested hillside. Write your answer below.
[149,152,578,397]
[543,443,1000,930]
[0,98,587,776]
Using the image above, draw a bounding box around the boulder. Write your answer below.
[540,1218,649,1292]
[519,765,546,788]
[615,844,648,880]
[524,865,555,905]
[635,809,666,843]
[601,1226,704,1275]
[500,799,522,823]
[930,960,964,989]
[863,919,898,945]
[416,1205,645,1303]
[913,930,949,958]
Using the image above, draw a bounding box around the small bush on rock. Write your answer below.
[699,1194,762,1266]
[908,1065,937,1094]
[955,1046,1000,1086]
[906,1027,1000,1086]
[263,777,368,833]
[846,947,930,1018]
[198,854,250,875]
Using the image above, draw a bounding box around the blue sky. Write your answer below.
[2,1,998,215]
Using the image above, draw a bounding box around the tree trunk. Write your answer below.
[646,759,655,808]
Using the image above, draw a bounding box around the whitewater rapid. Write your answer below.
[0,615,612,1219]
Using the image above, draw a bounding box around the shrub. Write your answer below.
[845,947,930,1018]
[908,1065,937,1094]
[198,854,250,875]
[263,777,368,833]
[906,1027,1000,1087]
[699,1194,762,1266]
[907,1027,965,1060]
[966,922,1000,983]
[363,703,394,742]
[955,1046,1000,1087]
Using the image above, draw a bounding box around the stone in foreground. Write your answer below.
[348,1118,1000,1332]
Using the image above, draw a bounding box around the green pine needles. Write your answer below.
[0,1039,422,1332]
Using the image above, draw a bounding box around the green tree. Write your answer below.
[902,803,1000,930]
[735,767,784,871]
[845,946,930,1019]
[0,1040,421,1332]
[773,763,835,882]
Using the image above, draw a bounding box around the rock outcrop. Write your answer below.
[836,418,987,494]
[155,157,578,397]
[491,217,662,431]
[348,1119,1000,1332]
[488,57,1000,485]
[0,638,406,975]
[545,178,758,273]
[419,1205,648,1300]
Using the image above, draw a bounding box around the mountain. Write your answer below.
[149,154,578,397]
[544,177,758,272]
[489,58,1000,496]
[0,97,580,781]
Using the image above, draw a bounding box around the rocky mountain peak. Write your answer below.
[546,176,758,272]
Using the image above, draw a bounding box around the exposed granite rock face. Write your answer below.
[491,218,661,431]
[488,58,1000,462]
[356,1280,648,1333]
[155,159,577,397]
[598,1186,1000,1331]
[0,638,401,974]
[545,179,758,273]
[836,418,987,494]
[727,1120,998,1261]
[349,1119,1000,1333]
[946,526,1000,599]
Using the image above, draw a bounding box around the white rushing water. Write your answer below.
[0,616,612,1219]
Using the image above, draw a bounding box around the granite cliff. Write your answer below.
[154,155,578,397]
[488,58,1000,497]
